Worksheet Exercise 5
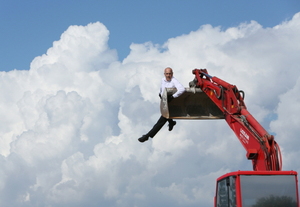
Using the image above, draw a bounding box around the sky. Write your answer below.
[0,1,300,207]
[1,0,300,71]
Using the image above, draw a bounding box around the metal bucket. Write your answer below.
[160,88,224,119]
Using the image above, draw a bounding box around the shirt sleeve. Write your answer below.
[172,78,185,98]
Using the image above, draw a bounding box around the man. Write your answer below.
[138,67,185,142]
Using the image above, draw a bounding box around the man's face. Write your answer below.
[164,68,173,81]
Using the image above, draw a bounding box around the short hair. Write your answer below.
[164,67,173,73]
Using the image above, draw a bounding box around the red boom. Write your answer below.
[192,69,282,171]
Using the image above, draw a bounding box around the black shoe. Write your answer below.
[138,135,149,142]
[168,121,176,131]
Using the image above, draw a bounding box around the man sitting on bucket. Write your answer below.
[138,67,185,142]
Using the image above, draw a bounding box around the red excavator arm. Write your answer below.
[191,69,282,171]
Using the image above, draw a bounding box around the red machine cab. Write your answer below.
[215,170,299,207]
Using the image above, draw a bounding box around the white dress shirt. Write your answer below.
[159,77,185,98]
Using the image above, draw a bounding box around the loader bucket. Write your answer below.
[160,88,224,119]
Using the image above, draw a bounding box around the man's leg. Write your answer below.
[138,116,167,142]
[167,119,176,131]
[147,116,168,138]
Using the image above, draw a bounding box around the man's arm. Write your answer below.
[172,78,185,98]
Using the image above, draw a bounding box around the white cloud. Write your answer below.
[0,12,300,206]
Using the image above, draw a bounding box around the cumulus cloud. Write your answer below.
[0,13,300,206]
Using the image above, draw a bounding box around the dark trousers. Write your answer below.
[147,116,174,138]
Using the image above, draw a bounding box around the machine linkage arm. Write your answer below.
[192,69,282,171]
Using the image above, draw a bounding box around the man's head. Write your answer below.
[164,67,173,81]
